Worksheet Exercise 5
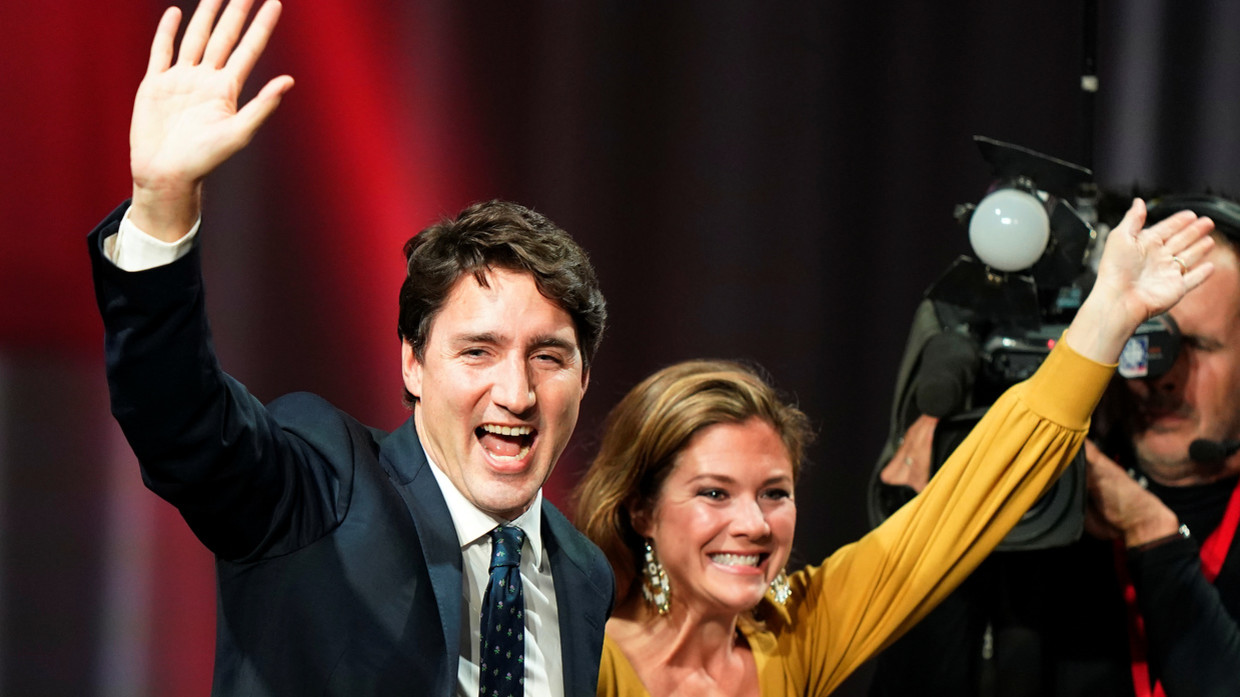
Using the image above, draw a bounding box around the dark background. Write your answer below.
[2,1,1238,695]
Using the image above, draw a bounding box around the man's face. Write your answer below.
[1126,242,1240,483]
[402,268,589,520]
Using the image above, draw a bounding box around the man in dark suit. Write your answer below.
[88,1,614,695]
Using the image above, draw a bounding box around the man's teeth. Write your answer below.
[481,424,533,437]
[711,553,760,567]
[490,446,531,462]
[479,424,532,461]
[488,446,528,458]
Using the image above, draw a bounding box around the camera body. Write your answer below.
[868,137,1181,551]
[879,308,1179,551]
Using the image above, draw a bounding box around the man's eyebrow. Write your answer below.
[1186,333,1225,350]
[530,336,578,352]
[450,332,502,345]
[446,333,579,353]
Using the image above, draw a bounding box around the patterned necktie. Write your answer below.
[480,525,525,697]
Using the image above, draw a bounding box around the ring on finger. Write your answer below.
[1171,255,1188,275]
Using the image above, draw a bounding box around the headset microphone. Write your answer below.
[1188,438,1240,465]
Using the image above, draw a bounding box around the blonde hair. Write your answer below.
[573,359,813,602]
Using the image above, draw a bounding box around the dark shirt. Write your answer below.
[1147,476,1235,540]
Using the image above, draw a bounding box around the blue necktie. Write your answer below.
[480,525,525,697]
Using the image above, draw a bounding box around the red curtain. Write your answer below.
[1,2,487,695]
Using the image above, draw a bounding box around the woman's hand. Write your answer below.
[1064,199,1215,363]
[130,0,294,241]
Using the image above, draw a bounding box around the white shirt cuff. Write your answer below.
[103,206,201,271]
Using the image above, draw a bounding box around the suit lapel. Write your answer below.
[382,421,611,695]
[381,420,463,689]
[543,501,611,696]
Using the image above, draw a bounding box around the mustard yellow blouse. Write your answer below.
[598,341,1114,696]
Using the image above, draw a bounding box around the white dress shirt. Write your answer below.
[426,457,563,697]
[106,207,564,696]
[103,207,199,270]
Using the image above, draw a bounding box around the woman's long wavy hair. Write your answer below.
[573,359,814,603]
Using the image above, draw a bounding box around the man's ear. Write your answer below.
[401,340,423,400]
[581,367,591,394]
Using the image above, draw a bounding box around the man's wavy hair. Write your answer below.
[397,200,606,407]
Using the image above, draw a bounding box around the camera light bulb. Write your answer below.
[968,188,1050,272]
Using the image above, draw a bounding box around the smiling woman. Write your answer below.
[575,360,810,610]
[573,198,1219,696]
[574,352,1116,696]
[634,417,798,617]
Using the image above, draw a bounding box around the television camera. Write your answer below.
[867,136,1180,551]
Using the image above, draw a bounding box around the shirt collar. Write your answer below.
[424,447,545,567]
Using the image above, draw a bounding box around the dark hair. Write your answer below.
[397,200,606,406]
[573,359,814,602]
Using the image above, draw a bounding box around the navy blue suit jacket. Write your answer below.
[89,203,614,696]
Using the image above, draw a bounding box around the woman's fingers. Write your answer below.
[1116,197,1148,239]
[1163,216,1215,255]
[1142,208,1200,246]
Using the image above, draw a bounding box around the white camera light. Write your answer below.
[968,188,1050,272]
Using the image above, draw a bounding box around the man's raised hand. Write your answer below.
[130,0,293,240]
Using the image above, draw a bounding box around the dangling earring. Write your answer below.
[641,539,671,615]
[767,567,791,606]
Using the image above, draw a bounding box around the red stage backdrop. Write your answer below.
[1,2,490,695]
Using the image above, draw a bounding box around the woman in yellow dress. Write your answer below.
[574,200,1215,696]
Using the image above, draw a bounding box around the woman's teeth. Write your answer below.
[711,553,760,567]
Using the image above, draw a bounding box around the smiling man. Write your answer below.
[401,258,596,522]
[87,2,613,696]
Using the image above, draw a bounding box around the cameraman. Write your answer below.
[869,194,1240,697]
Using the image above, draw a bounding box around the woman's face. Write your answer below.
[636,416,797,618]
